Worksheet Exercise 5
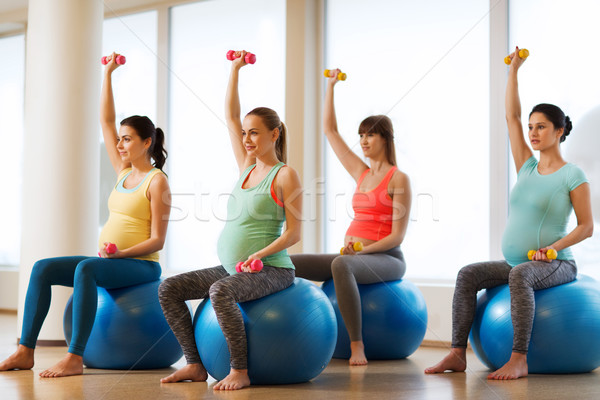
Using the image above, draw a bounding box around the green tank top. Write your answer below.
[217,162,294,274]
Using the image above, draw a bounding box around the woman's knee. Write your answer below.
[208,279,234,305]
[331,256,352,278]
[508,264,532,288]
[158,276,179,302]
[73,259,100,284]
[30,259,54,281]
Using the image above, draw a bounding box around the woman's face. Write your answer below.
[242,115,279,158]
[528,112,563,150]
[359,132,386,159]
[116,125,151,163]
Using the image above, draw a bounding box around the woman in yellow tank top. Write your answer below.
[0,53,171,378]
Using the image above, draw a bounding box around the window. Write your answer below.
[325,0,490,280]
[167,0,286,271]
[509,0,600,280]
[0,34,25,266]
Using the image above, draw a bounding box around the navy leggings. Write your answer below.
[20,256,161,356]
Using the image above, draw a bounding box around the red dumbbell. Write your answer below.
[235,259,263,273]
[101,54,126,65]
[98,243,118,257]
[226,50,256,65]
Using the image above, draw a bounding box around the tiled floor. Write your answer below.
[1,312,599,400]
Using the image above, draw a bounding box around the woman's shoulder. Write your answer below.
[390,168,410,186]
[274,164,300,185]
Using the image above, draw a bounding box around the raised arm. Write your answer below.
[225,51,253,174]
[324,70,368,181]
[100,53,128,174]
[505,47,533,173]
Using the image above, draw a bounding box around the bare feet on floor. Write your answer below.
[161,363,208,383]
[349,341,368,366]
[213,369,251,390]
[487,352,528,380]
[424,348,467,374]
[39,353,83,378]
[0,345,35,371]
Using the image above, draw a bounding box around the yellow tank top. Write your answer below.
[98,168,165,262]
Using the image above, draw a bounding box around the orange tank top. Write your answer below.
[345,166,397,241]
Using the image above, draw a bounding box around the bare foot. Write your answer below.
[487,352,528,380]
[39,353,83,378]
[424,348,467,374]
[349,341,368,366]
[0,345,35,371]
[213,369,251,390]
[161,363,208,383]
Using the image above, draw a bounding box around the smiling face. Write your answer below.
[242,114,279,158]
[528,112,564,151]
[116,125,151,163]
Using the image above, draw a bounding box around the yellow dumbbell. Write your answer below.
[340,241,363,254]
[528,248,557,260]
[324,69,347,81]
[504,48,529,65]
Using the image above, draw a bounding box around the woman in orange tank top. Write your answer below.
[290,69,412,365]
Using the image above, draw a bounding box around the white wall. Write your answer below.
[0,269,19,310]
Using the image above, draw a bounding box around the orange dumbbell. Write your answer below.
[324,69,347,81]
[527,248,557,260]
[504,48,529,65]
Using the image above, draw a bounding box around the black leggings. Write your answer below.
[290,247,406,341]
[158,265,294,370]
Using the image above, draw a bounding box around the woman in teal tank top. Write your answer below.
[158,51,302,391]
[425,47,593,379]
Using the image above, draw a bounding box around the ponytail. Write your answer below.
[151,127,168,170]
[276,122,287,164]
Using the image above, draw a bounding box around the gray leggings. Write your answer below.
[290,247,406,341]
[158,265,295,370]
[452,259,577,353]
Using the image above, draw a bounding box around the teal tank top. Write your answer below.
[217,162,294,274]
[501,156,587,266]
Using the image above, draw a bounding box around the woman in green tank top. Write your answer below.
[158,51,303,391]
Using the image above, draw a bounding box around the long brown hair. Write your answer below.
[358,115,396,165]
[246,107,287,163]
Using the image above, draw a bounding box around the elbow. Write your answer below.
[586,223,594,239]
[289,229,302,246]
[154,237,166,251]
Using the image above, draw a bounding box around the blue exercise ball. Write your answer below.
[63,279,184,369]
[193,278,337,384]
[469,275,600,373]
[321,279,428,360]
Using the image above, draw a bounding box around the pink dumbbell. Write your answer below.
[98,243,118,257]
[235,259,263,273]
[101,55,126,65]
[226,50,256,65]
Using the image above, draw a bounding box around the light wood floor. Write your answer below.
[1,312,599,400]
